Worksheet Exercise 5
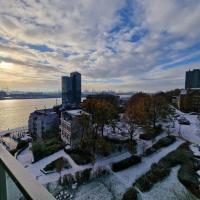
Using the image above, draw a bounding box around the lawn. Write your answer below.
[43,157,71,172]
[32,137,64,162]
[134,143,200,198]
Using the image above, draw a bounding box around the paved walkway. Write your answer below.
[114,139,184,188]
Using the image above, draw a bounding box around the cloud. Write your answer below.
[0,0,200,91]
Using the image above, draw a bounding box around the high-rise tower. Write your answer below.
[61,72,81,107]
[185,69,200,89]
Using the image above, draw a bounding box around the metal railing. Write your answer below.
[0,145,55,200]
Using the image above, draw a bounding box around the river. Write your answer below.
[0,98,61,131]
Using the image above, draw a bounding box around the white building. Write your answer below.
[60,109,90,147]
[28,109,59,139]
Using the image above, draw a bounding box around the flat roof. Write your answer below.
[65,109,89,116]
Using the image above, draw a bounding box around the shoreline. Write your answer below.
[0,96,61,101]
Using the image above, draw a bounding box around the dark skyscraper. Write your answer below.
[62,76,72,106]
[62,72,81,107]
[185,69,200,89]
[70,72,81,105]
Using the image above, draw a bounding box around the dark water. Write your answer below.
[0,98,61,131]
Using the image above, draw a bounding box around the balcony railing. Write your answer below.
[0,144,55,200]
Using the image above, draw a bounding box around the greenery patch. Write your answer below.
[134,143,200,198]
[139,125,163,140]
[122,187,138,200]
[145,136,176,155]
[32,137,64,162]
[112,155,141,172]
[65,148,94,165]
[43,157,71,172]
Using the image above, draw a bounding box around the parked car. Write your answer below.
[178,117,190,125]
[174,114,180,119]
[189,112,198,115]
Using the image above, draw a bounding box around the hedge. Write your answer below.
[122,187,138,200]
[134,143,200,198]
[32,137,64,162]
[145,136,176,155]
[139,125,163,140]
[112,155,141,172]
[65,148,94,165]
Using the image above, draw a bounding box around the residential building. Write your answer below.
[28,109,59,139]
[179,89,200,113]
[62,71,81,107]
[171,96,180,108]
[185,69,200,89]
[60,109,90,147]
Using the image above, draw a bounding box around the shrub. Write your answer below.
[134,163,170,191]
[43,157,71,172]
[75,168,92,184]
[145,136,176,155]
[32,137,64,162]
[96,138,113,156]
[65,148,94,165]
[112,155,141,172]
[17,140,29,150]
[122,187,138,200]
[104,137,137,154]
[134,143,200,198]
[139,125,163,140]
[178,163,200,198]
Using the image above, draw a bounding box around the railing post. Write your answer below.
[0,164,7,200]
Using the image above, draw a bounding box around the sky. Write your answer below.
[0,0,200,92]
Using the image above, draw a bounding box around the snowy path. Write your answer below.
[25,150,132,184]
[94,152,131,168]
[27,150,92,184]
[141,166,199,200]
[113,139,183,188]
[172,110,200,144]
[17,143,33,166]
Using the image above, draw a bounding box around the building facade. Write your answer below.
[28,109,59,139]
[185,69,200,89]
[62,72,81,107]
[60,109,90,147]
[179,89,200,113]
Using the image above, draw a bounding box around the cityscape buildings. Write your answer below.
[28,109,59,139]
[62,72,81,107]
[185,69,200,89]
[60,109,91,147]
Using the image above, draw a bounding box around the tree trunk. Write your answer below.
[101,125,104,137]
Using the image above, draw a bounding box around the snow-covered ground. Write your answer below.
[173,110,200,144]
[21,149,131,185]
[17,143,34,166]
[15,108,200,199]
[141,166,199,200]
[27,150,92,184]
[190,143,200,157]
[114,139,183,188]
[74,181,113,200]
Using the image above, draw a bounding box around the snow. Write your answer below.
[114,139,183,188]
[17,143,34,167]
[23,150,132,185]
[190,143,200,157]
[141,166,199,200]
[197,170,200,176]
[172,109,200,144]
[94,152,131,169]
[26,150,92,184]
[74,182,113,200]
